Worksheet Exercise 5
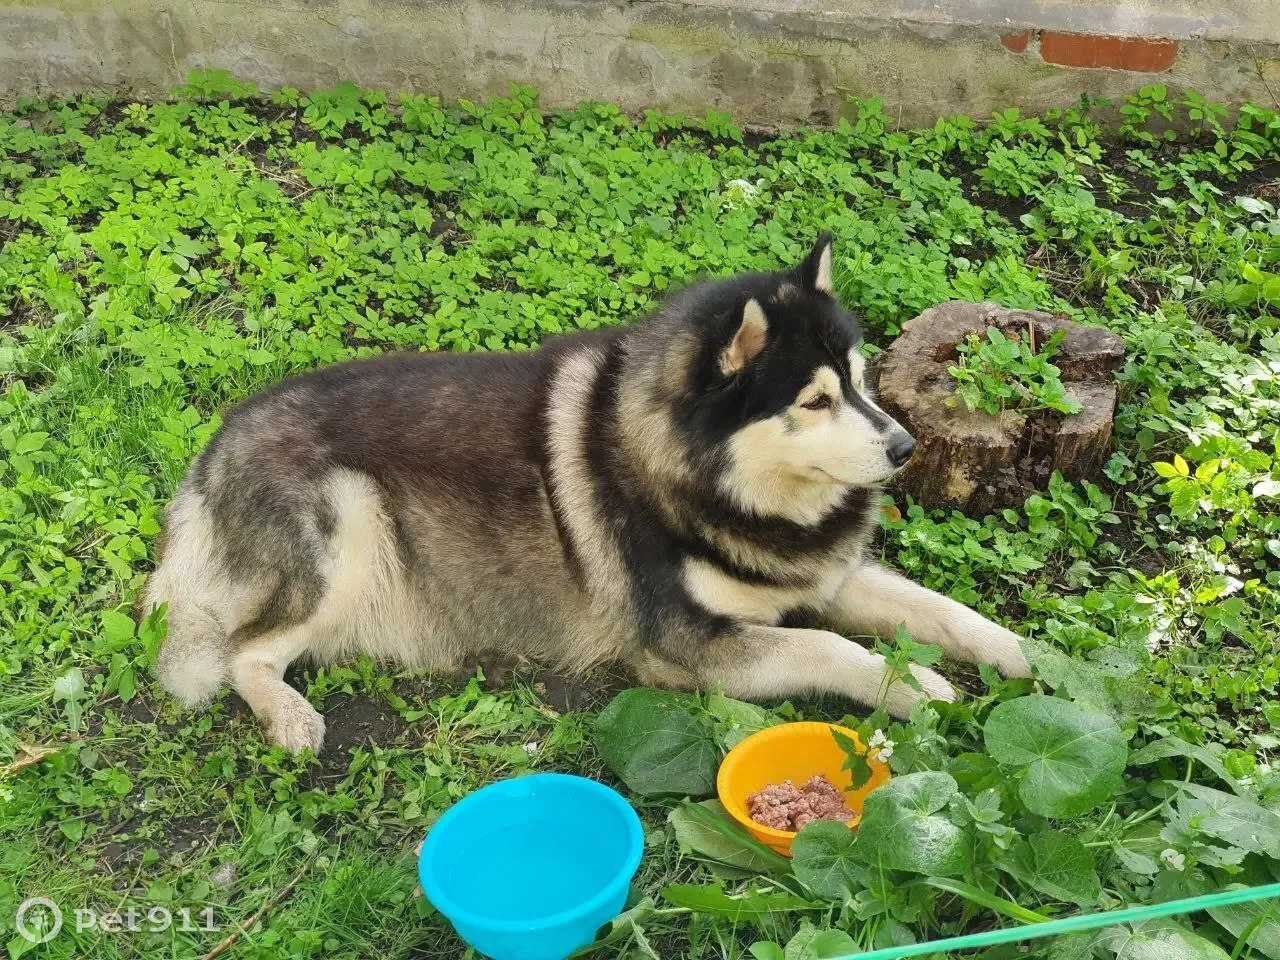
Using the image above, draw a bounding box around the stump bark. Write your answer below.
[875,301,1125,515]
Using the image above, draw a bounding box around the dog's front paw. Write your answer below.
[956,617,1032,679]
[884,665,957,719]
[982,624,1032,678]
[265,697,326,755]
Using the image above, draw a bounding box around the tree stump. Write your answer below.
[875,301,1125,515]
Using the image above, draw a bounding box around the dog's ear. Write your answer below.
[797,232,834,295]
[719,299,768,375]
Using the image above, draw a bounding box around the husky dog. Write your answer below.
[143,234,1031,753]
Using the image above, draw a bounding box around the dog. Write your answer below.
[142,234,1031,753]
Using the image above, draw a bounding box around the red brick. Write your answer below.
[1000,31,1030,54]
[1039,31,1177,72]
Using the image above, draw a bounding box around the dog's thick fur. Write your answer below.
[143,235,1030,753]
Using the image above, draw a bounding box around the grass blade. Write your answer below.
[923,876,1051,925]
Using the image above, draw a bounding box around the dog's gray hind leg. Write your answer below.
[231,621,326,754]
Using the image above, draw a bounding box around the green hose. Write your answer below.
[834,880,1280,959]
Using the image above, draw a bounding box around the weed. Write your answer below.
[946,326,1083,416]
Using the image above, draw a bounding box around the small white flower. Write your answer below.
[523,741,539,755]
[869,729,887,749]
[877,743,894,761]
[1161,848,1186,871]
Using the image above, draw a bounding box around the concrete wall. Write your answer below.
[1,0,1278,126]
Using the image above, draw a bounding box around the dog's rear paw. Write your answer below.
[884,665,957,719]
[456,648,529,689]
[266,699,326,755]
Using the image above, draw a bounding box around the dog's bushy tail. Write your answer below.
[153,599,229,706]
[144,490,231,706]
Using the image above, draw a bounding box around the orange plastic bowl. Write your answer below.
[717,722,890,856]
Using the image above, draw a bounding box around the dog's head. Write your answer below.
[674,234,915,504]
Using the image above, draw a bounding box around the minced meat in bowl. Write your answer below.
[746,774,858,832]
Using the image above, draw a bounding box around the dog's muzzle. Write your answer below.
[886,431,916,469]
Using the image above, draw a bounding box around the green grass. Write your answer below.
[1,72,1279,958]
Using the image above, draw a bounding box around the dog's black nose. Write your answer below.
[887,433,916,468]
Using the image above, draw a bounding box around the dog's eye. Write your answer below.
[801,395,831,411]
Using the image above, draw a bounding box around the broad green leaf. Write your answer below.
[660,883,820,918]
[53,668,86,701]
[703,692,778,749]
[1029,646,1151,720]
[1176,783,1280,858]
[668,801,791,875]
[101,610,136,645]
[1169,481,1200,517]
[117,664,136,703]
[750,944,785,960]
[791,820,864,900]
[1047,933,1102,960]
[948,752,1002,793]
[997,830,1101,907]
[1206,885,1280,959]
[984,695,1127,818]
[53,667,88,732]
[1099,918,1230,959]
[1113,845,1159,876]
[856,772,972,876]
[783,924,859,960]
[594,689,719,796]
[14,431,49,454]
[1130,736,1244,794]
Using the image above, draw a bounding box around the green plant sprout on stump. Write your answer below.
[946,326,1083,417]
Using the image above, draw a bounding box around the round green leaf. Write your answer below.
[1207,884,1280,960]
[791,820,865,900]
[997,829,1101,907]
[856,772,972,876]
[984,695,1127,818]
[594,689,719,796]
[1098,919,1230,960]
[785,925,859,960]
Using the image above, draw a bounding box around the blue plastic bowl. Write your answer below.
[418,773,644,960]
